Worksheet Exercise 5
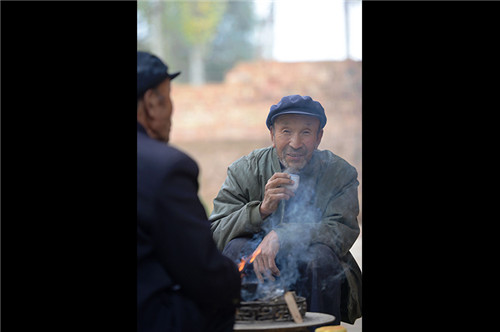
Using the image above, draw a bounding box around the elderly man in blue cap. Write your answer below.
[210,95,362,326]
[137,51,241,332]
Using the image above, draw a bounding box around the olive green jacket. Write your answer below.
[209,146,362,323]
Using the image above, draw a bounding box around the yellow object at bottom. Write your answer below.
[315,326,347,332]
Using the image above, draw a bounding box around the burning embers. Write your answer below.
[235,249,307,323]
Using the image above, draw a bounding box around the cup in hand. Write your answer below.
[285,173,300,192]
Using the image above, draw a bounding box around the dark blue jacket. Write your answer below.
[137,123,240,332]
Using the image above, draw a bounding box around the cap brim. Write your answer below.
[168,71,181,80]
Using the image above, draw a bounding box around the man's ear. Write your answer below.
[142,89,159,119]
[316,129,324,149]
[269,126,276,148]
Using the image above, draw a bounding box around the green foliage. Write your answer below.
[137,0,257,83]
[179,1,227,46]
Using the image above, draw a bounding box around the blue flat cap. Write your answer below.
[137,51,180,99]
[266,95,327,129]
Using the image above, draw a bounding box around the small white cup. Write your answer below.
[286,174,300,191]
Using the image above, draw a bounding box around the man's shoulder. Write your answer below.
[247,146,275,161]
[138,131,197,172]
[316,149,347,163]
[315,149,357,175]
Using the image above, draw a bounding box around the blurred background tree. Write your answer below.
[138,0,257,85]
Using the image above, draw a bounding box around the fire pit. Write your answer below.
[236,291,307,323]
[233,244,335,330]
[235,248,308,324]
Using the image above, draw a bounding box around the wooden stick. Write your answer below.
[284,291,303,324]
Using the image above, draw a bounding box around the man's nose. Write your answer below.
[289,134,302,149]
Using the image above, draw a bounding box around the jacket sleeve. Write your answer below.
[274,163,360,258]
[145,154,241,310]
[209,159,265,252]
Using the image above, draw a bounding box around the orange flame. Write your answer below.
[249,248,261,263]
[238,258,246,272]
[238,248,262,273]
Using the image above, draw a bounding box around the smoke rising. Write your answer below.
[238,169,347,302]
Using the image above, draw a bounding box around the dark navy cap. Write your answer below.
[266,95,327,129]
[137,51,181,99]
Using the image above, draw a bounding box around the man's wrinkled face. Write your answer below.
[270,114,323,171]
